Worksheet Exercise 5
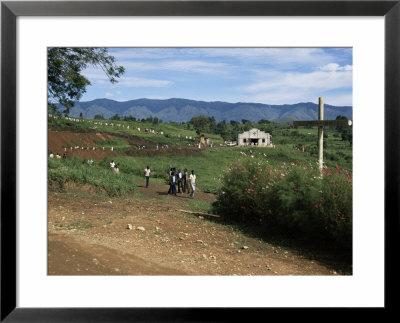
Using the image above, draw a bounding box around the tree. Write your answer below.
[189,115,212,134]
[123,115,136,121]
[48,47,125,115]
[110,114,121,121]
[94,114,104,120]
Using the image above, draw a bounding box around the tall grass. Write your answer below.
[48,157,136,196]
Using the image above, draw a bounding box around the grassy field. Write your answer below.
[48,115,352,195]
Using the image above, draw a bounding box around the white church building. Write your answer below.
[237,128,274,147]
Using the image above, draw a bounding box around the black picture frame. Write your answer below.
[1,1,398,321]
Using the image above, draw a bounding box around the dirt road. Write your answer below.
[48,180,345,276]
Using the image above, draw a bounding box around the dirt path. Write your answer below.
[48,179,344,276]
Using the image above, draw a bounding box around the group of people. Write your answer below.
[144,166,197,198]
[167,168,196,198]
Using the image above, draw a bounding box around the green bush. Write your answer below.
[213,160,352,253]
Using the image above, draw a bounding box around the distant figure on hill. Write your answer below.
[114,163,120,174]
[49,152,54,158]
[189,170,196,198]
[56,153,61,159]
[144,166,151,188]
[110,160,115,171]
[62,153,67,159]
[87,159,93,166]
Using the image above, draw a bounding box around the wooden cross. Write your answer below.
[293,97,352,171]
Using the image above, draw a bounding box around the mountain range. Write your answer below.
[59,98,352,123]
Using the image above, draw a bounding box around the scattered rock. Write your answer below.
[196,240,204,244]
[202,254,207,259]
[242,246,249,250]
[126,224,133,230]
[137,226,145,231]
[198,216,204,220]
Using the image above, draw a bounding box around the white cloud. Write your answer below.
[82,68,172,88]
[243,69,352,93]
[105,92,113,97]
[118,60,228,74]
[320,63,353,72]
[117,76,173,88]
[185,48,341,66]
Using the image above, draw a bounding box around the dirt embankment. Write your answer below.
[48,129,205,160]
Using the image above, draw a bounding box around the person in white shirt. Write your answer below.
[170,171,177,196]
[144,166,151,187]
[110,160,115,171]
[189,170,196,198]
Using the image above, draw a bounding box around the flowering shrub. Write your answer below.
[213,160,352,252]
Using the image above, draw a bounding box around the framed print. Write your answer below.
[1,0,399,321]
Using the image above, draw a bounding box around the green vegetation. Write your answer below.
[213,159,352,258]
[48,157,136,196]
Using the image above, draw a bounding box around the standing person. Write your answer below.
[168,168,173,194]
[182,169,189,194]
[189,170,196,198]
[144,166,151,188]
[170,171,177,196]
[114,163,120,174]
[177,169,183,193]
[110,160,115,171]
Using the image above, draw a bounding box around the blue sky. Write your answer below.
[80,47,352,106]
